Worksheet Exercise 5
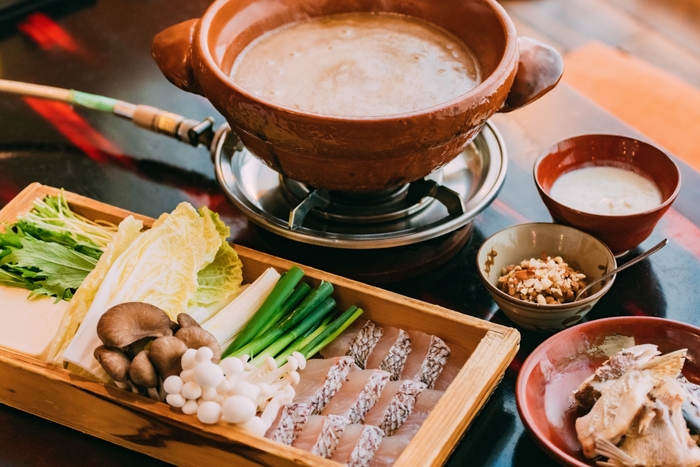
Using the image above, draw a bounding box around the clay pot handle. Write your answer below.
[151,19,204,96]
[500,37,564,113]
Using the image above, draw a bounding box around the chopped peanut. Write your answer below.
[497,254,587,304]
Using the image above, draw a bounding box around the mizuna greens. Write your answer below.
[0,191,118,301]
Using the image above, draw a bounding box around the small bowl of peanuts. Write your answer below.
[476,223,617,332]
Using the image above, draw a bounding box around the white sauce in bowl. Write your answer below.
[549,166,663,215]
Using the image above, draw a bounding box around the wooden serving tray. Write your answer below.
[0,183,520,467]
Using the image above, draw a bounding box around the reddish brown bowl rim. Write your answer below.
[533,134,682,219]
[515,316,700,467]
[196,0,519,121]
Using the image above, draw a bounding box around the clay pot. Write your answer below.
[152,0,564,192]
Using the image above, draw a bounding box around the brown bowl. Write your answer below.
[534,134,681,255]
[516,316,700,466]
[151,0,563,192]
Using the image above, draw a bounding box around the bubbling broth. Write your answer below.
[230,12,482,117]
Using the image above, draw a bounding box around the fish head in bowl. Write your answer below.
[476,223,616,332]
[516,316,700,467]
[534,134,681,256]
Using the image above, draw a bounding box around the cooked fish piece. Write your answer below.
[365,326,412,380]
[574,344,661,411]
[595,378,700,467]
[294,356,355,414]
[677,375,700,435]
[576,349,687,458]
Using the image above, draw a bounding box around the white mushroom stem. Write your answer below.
[260,390,295,429]
[146,387,160,401]
[239,354,257,371]
[245,357,277,384]
[269,371,300,394]
[256,358,298,386]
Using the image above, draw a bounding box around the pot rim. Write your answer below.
[195,0,520,122]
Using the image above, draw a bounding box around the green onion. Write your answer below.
[300,306,363,359]
[256,282,311,337]
[250,296,337,366]
[228,281,334,359]
[223,265,305,354]
[274,314,334,366]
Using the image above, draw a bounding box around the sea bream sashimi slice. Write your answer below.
[433,343,471,391]
[320,319,367,359]
[574,343,661,411]
[576,348,687,458]
[399,330,450,389]
[330,424,384,467]
[347,321,384,369]
[368,435,411,467]
[293,356,355,414]
[391,388,444,439]
[322,369,391,424]
[265,402,314,446]
[292,414,349,458]
[365,326,412,381]
[595,377,700,467]
[364,379,427,436]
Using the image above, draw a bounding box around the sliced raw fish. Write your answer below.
[330,423,384,467]
[392,389,444,438]
[320,319,368,359]
[365,326,411,380]
[369,435,411,467]
[266,402,313,445]
[400,330,450,389]
[294,356,355,414]
[433,344,470,391]
[347,321,384,369]
[364,380,427,436]
[322,369,391,423]
[292,414,348,458]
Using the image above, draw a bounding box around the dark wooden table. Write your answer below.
[1,1,699,466]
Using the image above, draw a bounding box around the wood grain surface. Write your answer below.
[0,183,520,467]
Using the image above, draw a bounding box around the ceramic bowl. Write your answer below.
[516,316,700,467]
[534,134,681,256]
[476,223,616,332]
[151,0,563,192]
